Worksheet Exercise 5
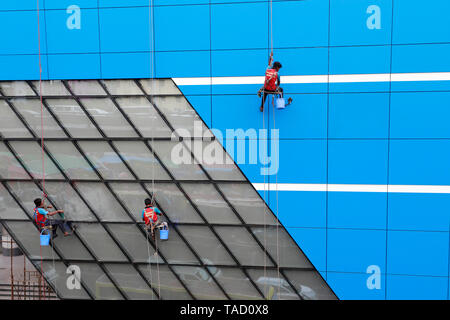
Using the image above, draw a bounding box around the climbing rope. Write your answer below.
[147,0,162,299]
[262,101,267,299]
[36,0,47,300]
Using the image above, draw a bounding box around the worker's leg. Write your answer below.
[47,220,70,236]
[260,91,269,112]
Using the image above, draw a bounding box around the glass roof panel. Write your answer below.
[0,142,30,179]
[112,141,170,180]
[9,141,65,180]
[67,80,107,96]
[218,183,279,226]
[77,141,134,180]
[45,141,99,180]
[75,223,128,262]
[116,96,173,138]
[0,100,32,138]
[11,98,67,138]
[75,182,133,222]
[0,81,35,96]
[46,98,102,138]
[31,80,70,96]
[180,183,240,224]
[81,98,139,137]
[176,225,236,266]
[138,265,192,300]
[139,79,182,95]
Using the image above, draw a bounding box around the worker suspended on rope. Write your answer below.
[258,52,292,112]
[33,198,75,238]
[142,197,168,242]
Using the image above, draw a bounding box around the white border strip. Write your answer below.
[252,183,450,194]
[173,72,450,86]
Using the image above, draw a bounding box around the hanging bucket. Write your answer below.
[40,229,51,246]
[159,227,169,241]
[275,96,286,109]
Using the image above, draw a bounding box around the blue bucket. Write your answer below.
[40,230,51,246]
[159,228,169,240]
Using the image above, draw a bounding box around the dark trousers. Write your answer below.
[260,88,283,109]
[45,220,72,236]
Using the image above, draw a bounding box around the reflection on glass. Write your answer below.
[284,270,337,300]
[81,98,138,137]
[76,223,127,262]
[149,141,207,180]
[0,81,35,96]
[214,226,274,267]
[10,142,64,179]
[177,226,235,266]
[101,80,142,95]
[138,265,192,300]
[152,96,212,138]
[76,182,132,222]
[181,183,240,224]
[113,141,170,180]
[11,98,66,138]
[43,182,96,222]
[45,141,98,180]
[7,181,43,211]
[31,80,70,96]
[212,268,263,300]
[247,268,299,300]
[105,264,153,300]
[74,262,123,300]
[5,221,57,260]
[46,98,101,138]
[78,141,133,180]
[0,183,28,219]
[0,100,32,138]
[139,79,181,95]
[171,265,226,300]
[116,97,172,137]
[218,183,279,226]
[67,80,106,96]
[0,142,29,179]
[251,226,313,268]
[0,184,28,220]
[108,224,161,263]
[152,227,198,265]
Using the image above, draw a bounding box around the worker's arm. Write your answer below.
[268,51,273,66]
[155,207,162,216]
[47,209,64,217]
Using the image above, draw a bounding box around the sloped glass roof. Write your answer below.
[0,79,337,300]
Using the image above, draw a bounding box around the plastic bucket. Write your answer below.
[40,230,51,246]
[159,229,169,240]
[276,97,286,109]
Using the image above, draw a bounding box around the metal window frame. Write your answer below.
[0,78,337,300]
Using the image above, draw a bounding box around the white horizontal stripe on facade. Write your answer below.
[173,72,450,86]
[252,183,450,194]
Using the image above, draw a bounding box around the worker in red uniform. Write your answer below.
[258,52,292,111]
[142,197,167,241]
[33,198,74,238]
